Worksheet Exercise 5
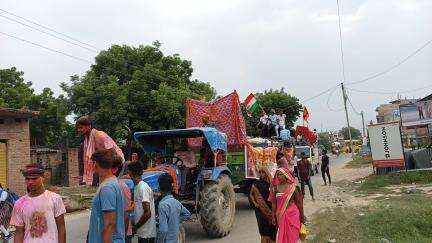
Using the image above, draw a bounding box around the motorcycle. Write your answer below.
[0,185,19,243]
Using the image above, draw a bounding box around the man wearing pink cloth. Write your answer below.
[10,164,66,243]
[76,116,125,185]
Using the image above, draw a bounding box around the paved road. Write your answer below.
[65,154,349,243]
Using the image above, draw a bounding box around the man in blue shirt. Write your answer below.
[157,174,191,243]
[88,149,125,243]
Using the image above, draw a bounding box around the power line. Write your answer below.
[346,94,362,116]
[0,31,92,64]
[0,13,98,53]
[336,0,347,83]
[301,84,340,103]
[346,83,432,95]
[347,38,432,85]
[326,85,344,111]
[0,8,100,51]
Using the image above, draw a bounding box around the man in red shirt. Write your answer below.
[297,152,315,200]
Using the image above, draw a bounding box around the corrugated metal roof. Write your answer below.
[419,93,432,101]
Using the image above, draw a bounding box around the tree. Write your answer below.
[318,132,332,150]
[0,67,75,147]
[27,88,78,147]
[340,127,361,140]
[244,88,302,136]
[62,44,217,141]
[0,67,34,108]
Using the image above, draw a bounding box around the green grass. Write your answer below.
[312,195,432,243]
[311,170,432,242]
[345,156,372,169]
[358,170,432,194]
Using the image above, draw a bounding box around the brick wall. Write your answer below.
[0,118,31,195]
[67,148,80,187]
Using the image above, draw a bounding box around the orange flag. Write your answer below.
[303,106,310,122]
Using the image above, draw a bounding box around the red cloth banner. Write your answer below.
[186,91,247,146]
[295,125,317,144]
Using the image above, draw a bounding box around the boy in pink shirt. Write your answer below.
[10,164,66,243]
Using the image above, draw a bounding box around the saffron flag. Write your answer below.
[244,93,259,115]
[303,106,310,122]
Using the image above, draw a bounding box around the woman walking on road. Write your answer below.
[249,167,277,243]
[269,168,305,243]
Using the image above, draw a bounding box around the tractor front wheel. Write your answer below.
[199,174,236,238]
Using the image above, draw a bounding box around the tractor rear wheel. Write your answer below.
[199,174,236,238]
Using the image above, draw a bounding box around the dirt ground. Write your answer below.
[303,157,373,224]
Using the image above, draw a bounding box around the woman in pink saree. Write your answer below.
[269,168,305,243]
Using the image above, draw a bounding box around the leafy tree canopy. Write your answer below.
[0,67,76,147]
[318,132,332,150]
[0,67,34,108]
[340,126,361,140]
[244,88,302,136]
[62,43,216,141]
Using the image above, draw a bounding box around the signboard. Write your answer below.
[368,122,405,168]
[400,101,432,127]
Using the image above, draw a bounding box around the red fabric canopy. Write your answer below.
[186,91,247,146]
[295,125,317,144]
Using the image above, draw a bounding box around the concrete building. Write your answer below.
[375,98,417,123]
[375,97,432,147]
[0,108,38,195]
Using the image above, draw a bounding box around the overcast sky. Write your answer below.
[1,0,431,131]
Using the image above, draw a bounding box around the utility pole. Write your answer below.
[361,111,366,136]
[341,83,354,157]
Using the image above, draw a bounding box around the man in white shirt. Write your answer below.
[278,111,287,139]
[128,162,157,243]
[269,109,279,137]
[259,112,270,137]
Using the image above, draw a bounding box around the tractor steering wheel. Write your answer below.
[162,155,185,168]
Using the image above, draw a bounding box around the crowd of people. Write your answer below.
[258,109,288,139]
[9,115,191,243]
[7,114,335,243]
[9,149,190,243]
[250,144,333,243]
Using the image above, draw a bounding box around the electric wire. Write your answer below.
[0,8,100,51]
[336,0,347,84]
[326,85,344,112]
[346,94,362,116]
[346,83,432,95]
[301,84,340,103]
[347,38,432,85]
[0,13,98,53]
[0,31,92,64]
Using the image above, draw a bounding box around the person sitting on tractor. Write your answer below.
[174,139,195,168]
[174,139,196,193]
[147,152,180,195]
[199,139,214,167]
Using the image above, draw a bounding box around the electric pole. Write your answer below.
[341,83,354,157]
[361,111,366,143]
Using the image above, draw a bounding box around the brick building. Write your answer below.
[0,108,38,195]
[30,147,80,187]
